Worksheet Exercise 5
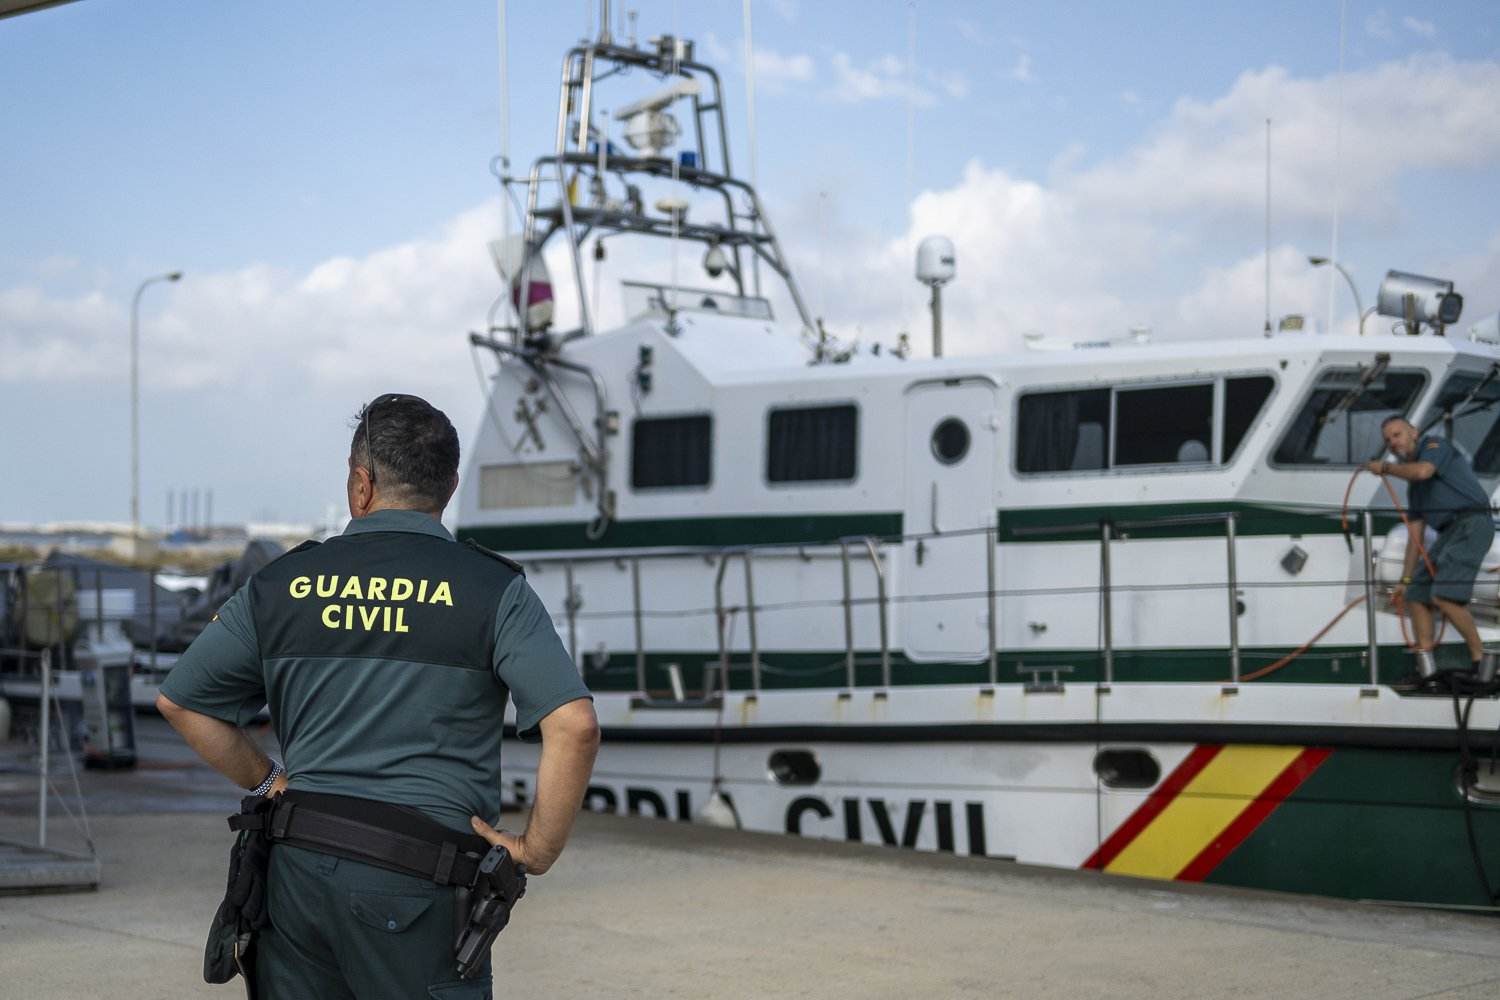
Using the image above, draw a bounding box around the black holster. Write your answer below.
[454,845,527,979]
[204,795,276,995]
[206,791,528,986]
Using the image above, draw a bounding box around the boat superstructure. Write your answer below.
[462,13,1500,909]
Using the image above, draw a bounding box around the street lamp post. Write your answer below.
[130,271,182,545]
[1308,255,1366,335]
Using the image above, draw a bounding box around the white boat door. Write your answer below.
[900,378,999,661]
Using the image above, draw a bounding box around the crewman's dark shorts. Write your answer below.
[1406,513,1496,606]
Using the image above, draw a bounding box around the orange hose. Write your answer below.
[1236,595,1367,683]
[1243,466,1454,683]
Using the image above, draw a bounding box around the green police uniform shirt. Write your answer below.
[160,508,591,831]
[1408,435,1491,531]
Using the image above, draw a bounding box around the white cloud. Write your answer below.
[931,69,969,100]
[1010,53,1034,84]
[1120,89,1140,106]
[754,47,815,86]
[950,18,995,48]
[1069,56,1500,226]
[8,55,1498,396]
[776,55,1500,355]
[767,0,798,22]
[1401,15,1437,38]
[826,52,967,107]
[827,51,932,106]
[1366,9,1394,40]
[1,203,503,391]
[700,32,813,92]
[701,31,733,65]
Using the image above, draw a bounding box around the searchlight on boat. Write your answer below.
[1376,269,1464,335]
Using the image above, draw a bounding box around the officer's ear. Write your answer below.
[348,461,376,517]
[438,472,459,511]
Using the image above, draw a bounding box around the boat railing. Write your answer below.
[520,501,1401,698]
[0,564,156,669]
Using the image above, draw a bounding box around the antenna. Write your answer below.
[1264,117,1271,336]
[743,0,762,295]
[905,1,916,213]
[496,0,510,246]
[1327,0,1347,336]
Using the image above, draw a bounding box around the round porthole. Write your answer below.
[931,417,970,465]
[1094,748,1161,790]
[768,750,821,786]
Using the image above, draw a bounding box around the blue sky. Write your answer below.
[3,1,1499,525]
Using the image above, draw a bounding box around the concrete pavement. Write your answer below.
[3,719,1500,998]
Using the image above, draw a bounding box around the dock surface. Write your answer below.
[3,719,1500,998]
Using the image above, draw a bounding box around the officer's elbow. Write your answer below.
[544,698,600,750]
[1412,462,1437,481]
[156,692,184,722]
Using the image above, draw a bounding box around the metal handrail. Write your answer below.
[503,506,1421,692]
[631,558,645,693]
[1226,512,1241,685]
[859,537,891,689]
[712,550,762,694]
[1100,522,1114,686]
[840,540,855,689]
[1362,510,1380,687]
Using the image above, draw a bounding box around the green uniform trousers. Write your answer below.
[255,844,492,1000]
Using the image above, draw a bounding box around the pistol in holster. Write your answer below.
[453,845,527,980]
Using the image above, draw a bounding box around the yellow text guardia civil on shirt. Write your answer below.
[287,574,454,633]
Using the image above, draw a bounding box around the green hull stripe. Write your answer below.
[1212,748,1500,907]
[997,501,1402,543]
[582,643,1468,693]
[459,513,902,551]
[458,502,1401,551]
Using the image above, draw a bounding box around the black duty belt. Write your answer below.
[229,790,493,888]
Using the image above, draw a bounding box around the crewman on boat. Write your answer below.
[157,393,598,997]
[1368,416,1496,675]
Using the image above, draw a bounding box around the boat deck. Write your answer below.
[2,718,1498,998]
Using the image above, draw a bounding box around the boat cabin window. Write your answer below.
[1017,375,1276,475]
[1223,376,1275,460]
[1016,389,1111,473]
[479,461,578,509]
[1115,384,1213,466]
[1272,368,1426,466]
[631,415,713,490]
[767,404,858,484]
[1422,372,1500,476]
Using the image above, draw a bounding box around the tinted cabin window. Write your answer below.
[1223,376,1275,460]
[767,405,857,483]
[1115,384,1213,466]
[631,415,712,489]
[1426,373,1500,476]
[1017,389,1110,472]
[1273,369,1426,465]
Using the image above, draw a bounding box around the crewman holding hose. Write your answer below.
[1367,416,1496,673]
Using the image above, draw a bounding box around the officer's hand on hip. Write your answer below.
[470,816,533,872]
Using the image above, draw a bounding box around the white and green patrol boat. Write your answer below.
[459,15,1500,909]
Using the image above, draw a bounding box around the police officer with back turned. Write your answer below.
[158,393,599,998]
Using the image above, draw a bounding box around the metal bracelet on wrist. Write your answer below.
[251,761,284,797]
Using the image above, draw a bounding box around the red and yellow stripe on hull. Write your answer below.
[1084,745,1331,881]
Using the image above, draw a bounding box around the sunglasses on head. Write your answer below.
[361,393,427,487]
